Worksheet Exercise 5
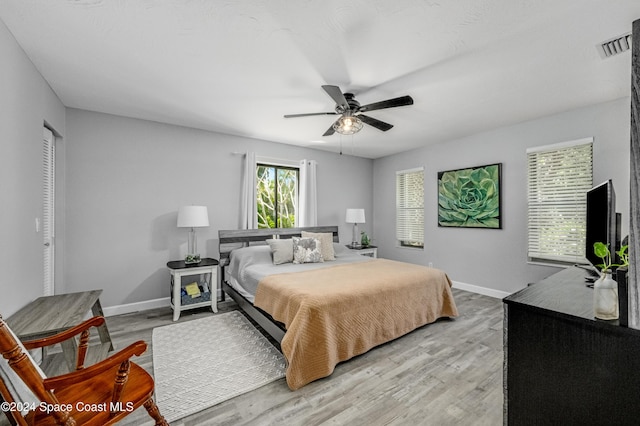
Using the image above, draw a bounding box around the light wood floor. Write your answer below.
[109,288,504,426]
[1,289,503,425]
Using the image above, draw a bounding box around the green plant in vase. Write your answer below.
[592,242,628,321]
[593,242,629,273]
[360,231,370,247]
[618,244,629,268]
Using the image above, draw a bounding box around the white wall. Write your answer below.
[0,19,66,316]
[64,108,373,309]
[373,98,631,296]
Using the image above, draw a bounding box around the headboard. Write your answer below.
[218,225,339,266]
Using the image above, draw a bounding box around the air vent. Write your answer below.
[599,32,632,58]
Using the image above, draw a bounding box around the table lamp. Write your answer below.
[346,208,365,247]
[177,205,209,264]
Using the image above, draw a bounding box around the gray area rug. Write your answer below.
[152,311,286,423]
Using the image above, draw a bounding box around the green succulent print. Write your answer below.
[438,164,501,228]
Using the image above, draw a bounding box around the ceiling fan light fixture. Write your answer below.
[333,115,363,135]
[284,85,413,137]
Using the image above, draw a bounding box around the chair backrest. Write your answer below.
[0,315,167,426]
[0,316,51,423]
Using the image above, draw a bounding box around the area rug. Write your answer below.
[152,311,286,423]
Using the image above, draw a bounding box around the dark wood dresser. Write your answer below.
[503,266,640,425]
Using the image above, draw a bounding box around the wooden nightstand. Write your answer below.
[345,245,378,258]
[167,258,218,321]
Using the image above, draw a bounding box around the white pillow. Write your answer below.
[292,237,324,264]
[266,238,293,265]
[301,231,335,261]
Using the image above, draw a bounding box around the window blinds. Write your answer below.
[396,168,424,247]
[527,139,593,263]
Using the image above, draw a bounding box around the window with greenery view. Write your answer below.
[527,138,593,264]
[256,164,299,228]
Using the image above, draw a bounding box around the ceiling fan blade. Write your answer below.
[358,95,414,113]
[322,85,350,111]
[322,117,341,136]
[358,114,394,132]
[284,112,338,118]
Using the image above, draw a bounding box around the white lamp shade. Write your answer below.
[177,206,210,228]
[345,208,365,224]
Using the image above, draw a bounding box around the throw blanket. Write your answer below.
[254,259,458,390]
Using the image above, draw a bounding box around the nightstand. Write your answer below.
[346,245,378,258]
[167,258,218,321]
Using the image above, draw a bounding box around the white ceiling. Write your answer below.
[1,1,638,159]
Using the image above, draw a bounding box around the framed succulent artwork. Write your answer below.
[437,163,502,229]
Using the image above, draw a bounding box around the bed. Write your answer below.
[218,226,458,390]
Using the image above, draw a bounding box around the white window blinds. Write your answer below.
[396,168,424,248]
[527,138,593,263]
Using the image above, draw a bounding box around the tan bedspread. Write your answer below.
[254,259,458,390]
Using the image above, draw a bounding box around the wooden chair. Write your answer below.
[0,314,167,425]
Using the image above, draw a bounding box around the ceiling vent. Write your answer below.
[599,33,632,58]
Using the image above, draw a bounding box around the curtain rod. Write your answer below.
[231,152,316,166]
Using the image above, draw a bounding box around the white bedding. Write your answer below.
[226,243,372,302]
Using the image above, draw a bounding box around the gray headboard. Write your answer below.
[218,226,339,266]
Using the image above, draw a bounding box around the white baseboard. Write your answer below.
[102,285,507,317]
[102,297,170,317]
[452,280,511,299]
[102,289,225,317]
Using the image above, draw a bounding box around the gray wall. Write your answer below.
[2,9,631,314]
[373,98,631,295]
[64,108,373,308]
[0,19,66,317]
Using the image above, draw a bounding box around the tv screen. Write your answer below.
[585,180,618,268]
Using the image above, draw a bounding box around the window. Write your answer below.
[527,138,593,264]
[256,163,299,228]
[396,167,424,248]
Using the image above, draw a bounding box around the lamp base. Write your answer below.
[184,254,201,264]
[185,228,201,264]
[351,223,360,248]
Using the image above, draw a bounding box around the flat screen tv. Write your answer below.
[585,179,620,268]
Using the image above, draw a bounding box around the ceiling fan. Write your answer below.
[284,85,414,136]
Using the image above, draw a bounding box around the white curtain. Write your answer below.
[298,159,318,227]
[240,152,257,229]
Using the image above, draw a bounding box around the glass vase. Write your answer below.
[593,271,619,320]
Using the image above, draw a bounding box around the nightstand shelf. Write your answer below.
[346,245,378,258]
[167,258,218,321]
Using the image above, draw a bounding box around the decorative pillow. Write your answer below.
[266,238,294,265]
[301,231,335,261]
[292,237,324,264]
